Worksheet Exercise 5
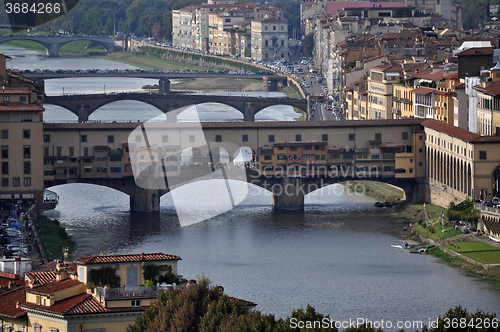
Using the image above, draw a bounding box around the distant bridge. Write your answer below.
[0,36,116,57]
[24,72,271,95]
[43,93,308,122]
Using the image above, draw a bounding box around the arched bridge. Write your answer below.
[43,93,308,122]
[0,36,115,57]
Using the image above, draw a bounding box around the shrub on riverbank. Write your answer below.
[38,215,75,261]
[342,180,405,203]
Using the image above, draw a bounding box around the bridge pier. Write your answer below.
[130,187,161,213]
[46,43,61,57]
[243,102,256,121]
[271,177,305,211]
[77,104,90,122]
[159,78,170,95]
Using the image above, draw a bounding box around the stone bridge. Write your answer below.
[0,36,116,57]
[45,168,421,213]
[44,93,308,122]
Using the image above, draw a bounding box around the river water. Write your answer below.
[3,46,500,329]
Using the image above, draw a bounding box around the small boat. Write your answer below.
[383,201,392,207]
[375,201,384,207]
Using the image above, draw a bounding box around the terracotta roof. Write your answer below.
[453,83,465,89]
[444,72,459,79]
[0,102,43,111]
[474,84,500,96]
[411,87,436,94]
[22,293,107,315]
[421,119,480,142]
[471,135,500,143]
[0,88,31,94]
[25,271,57,285]
[73,252,182,265]
[65,294,107,314]
[456,47,494,56]
[44,119,426,131]
[28,279,82,295]
[0,287,26,318]
[414,71,447,81]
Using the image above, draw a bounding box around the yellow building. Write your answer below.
[434,84,454,124]
[0,53,45,203]
[367,63,402,119]
[0,252,182,332]
[392,84,414,119]
[346,78,368,120]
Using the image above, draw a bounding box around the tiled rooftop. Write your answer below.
[0,102,44,112]
[0,88,31,94]
[422,119,481,142]
[25,271,57,285]
[456,47,494,57]
[74,252,182,265]
[0,287,26,318]
[27,278,82,295]
[411,87,436,94]
[44,119,426,131]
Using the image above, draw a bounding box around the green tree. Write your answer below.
[87,266,120,287]
[422,305,498,332]
[302,32,315,57]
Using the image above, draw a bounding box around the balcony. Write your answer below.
[95,286,159,299]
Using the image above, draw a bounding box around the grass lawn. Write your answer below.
[342,180,405,202]
[103,51,220,71]
[444,241,500,264]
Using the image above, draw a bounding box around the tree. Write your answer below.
[302,32,315,58]
[151,21,167,41]
[422,305,498,332]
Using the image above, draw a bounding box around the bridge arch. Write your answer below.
[0,37,114,57]
[0,38,51,55]
[57,39,111,53]
[255,103,307,120]
[177,102,243,122]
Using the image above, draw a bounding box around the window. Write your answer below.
[44,134,50,142]
[322,134,328,141]
[110,167,122,173]
[265,40,268,46]
[13,177,19,187]
[20,113,32,122]
[242,134,248,142]
[110,156,121,162]
[402,132,408,140]
[83,147,89,156]
[281,40,284,46]
[375,133,381,140]
[349,133,355,141]
[269,135,275,142]
[189,135,195,142]
[419,162,423,166]
[419,135,423,140]
[265,26,268,30]
[44,147,49,156]
[23,129,30,138]
[480,151,487,159]
[273,25,276,30]
[1,162,7,174]
[135,135,142,143]
[1,146,7,159]
[24,177,31,186]
[24,161,31,174]
[69,147,74,157]
[3,96,9,102]
[162,135,168,143]
[371,154,380,160]
[409,168,413,173]
[56,147,61,157]
[81,135,87,143]
[1,178,8,187]
[84,158,91,163]
[24,145,30,158]
[131,300,141,307]
[295,134,301,142]
[20,96,26,102]
[108,135,114,143]
[215,135,222,142]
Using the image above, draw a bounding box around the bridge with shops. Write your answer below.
[42,119,426,212]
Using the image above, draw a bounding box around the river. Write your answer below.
[3,46,500,329]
